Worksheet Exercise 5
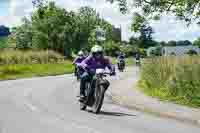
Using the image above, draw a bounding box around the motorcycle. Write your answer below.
[117,59,125,72]
[135,59,141,67]
[79,69,111,114]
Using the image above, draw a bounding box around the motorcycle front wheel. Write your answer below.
[80,102,87,110]
[92,85,105,114]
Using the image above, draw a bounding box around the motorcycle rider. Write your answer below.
[135,52,141,66]
[117,52,125,69]
[79,45,115,99]
[73,51,86,77]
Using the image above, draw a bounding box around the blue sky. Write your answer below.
[0,0,200,41]
[0,0,9,16]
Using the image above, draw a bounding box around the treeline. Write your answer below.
[8,1,120,57]
[0,25,10,37]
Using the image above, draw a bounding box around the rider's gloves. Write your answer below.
[110,71,116,76]
[88,69,96,75]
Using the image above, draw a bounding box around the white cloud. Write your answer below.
[150,15,200,41]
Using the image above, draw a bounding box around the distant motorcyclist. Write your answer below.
[135,53,141,66]
[117,52,125,71]
[79,45,115,99]
[73,51,86,79]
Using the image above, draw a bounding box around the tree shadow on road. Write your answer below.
[99,111,137,117]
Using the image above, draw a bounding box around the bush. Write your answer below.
[0,50,64,65]
[186,50,198,56]
[140,56,200,107]
[104,41,120,56]
[149,46,162,56]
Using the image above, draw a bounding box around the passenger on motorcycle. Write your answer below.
[73,51,86,77]
[79,45,115,99]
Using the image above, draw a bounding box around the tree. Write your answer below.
[167,40,177,46]
[104,40,120,56]
[15,2,115,56]
[159,41,167,46]
[129,36,138,46]
[193,37,200,48]
[15,18,33,49]
[131,13,155,48]
[109,0,200,25]
[176,40,192,46]
[0,25,10,37]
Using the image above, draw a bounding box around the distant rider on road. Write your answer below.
[117,52,125,68]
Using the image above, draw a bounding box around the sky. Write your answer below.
[0,0,200,42]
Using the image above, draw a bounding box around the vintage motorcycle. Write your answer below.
[79,69,112,114]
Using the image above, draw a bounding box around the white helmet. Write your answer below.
[91,45,103,53]
[78,51,84,56]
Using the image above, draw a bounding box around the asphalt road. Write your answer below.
[0,72,199,133]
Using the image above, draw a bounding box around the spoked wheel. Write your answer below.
[92,85,105,114]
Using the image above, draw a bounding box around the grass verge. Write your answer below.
[138,80,200,108]
[0,61,73,81]
[138,56,200,108]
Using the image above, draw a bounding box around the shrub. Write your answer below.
[186,50,198,55]
[104,41,120,56]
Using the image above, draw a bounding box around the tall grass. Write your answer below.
[139,56,200,107]
[0,61,73,80]
[0,49,64,65]
[0,37,8,48]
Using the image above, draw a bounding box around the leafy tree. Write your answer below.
[121,45,138,57]
[109,0,200,25]
[104,40,121,56]
[131,13,155,48]
[0,25,10,37]
[129,36,139,46]
[176,40,192,46]
[167,40,177,46]
[193,37,200,48]
[15,2,116,57]
[15,18,33,49]
[159,41,167,46]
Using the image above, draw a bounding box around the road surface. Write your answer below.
[0,72,199,133]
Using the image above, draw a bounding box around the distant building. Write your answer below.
[111,26,122,42]
[162,45,200,56]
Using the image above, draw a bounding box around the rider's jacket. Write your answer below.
[80,55,113,71]
[73,57,86,65]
